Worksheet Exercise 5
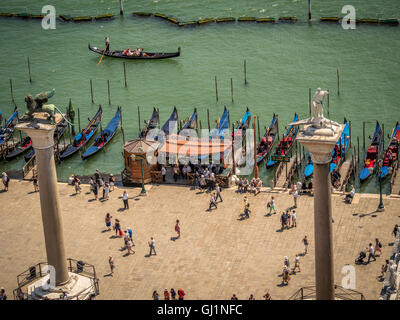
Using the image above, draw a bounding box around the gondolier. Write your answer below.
[105,36,110,52]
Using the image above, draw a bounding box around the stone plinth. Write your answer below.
[27,272,96,300]
[15,113,69,286]
[293,118,345,300]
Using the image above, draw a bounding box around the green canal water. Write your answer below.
[0,1,400,194]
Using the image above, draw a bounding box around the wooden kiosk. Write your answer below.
[121,138,157,186]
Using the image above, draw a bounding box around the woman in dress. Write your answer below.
[175,220,181,238]
[105,213,112,231]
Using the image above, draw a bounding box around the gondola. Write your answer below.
[303,119,350,179]
[210,106,230,139]
[5,136,32,160]
[256,114,278,164]
[89,43,181,60]
[81,107,121,160]
[181,108,197,131]
[160,107,178,138]
[235,107,251,137]
[266,113,298,169]
[378,122,400,179]
[59,106,102,160]
[140,107,159,139]
[360,121,383,183]
[24,118,68,162]
[0,109,18,148]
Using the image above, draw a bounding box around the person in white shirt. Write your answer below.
[292,255,300,272]
[292,210,297,227]
[122,191,129,209]
[367,243,376,263]
[148,237,156,256]
[293,190,298,208]
[161,166,166,182]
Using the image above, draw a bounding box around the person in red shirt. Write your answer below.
[164,289,170,300]
[178,288,185,300]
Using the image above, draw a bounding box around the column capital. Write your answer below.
[295,122,345,164]
[15,113,62,150]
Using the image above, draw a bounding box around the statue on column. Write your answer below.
[312,88,329,120]
[388,260,398,289]
[22,88,57,123]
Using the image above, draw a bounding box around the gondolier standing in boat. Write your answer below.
[105,36,110,52]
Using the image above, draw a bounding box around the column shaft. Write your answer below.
[313,162,334,300]
[36,145,69,285]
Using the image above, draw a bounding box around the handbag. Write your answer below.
[119,229,123,236]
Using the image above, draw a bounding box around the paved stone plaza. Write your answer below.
[0,179,399,300]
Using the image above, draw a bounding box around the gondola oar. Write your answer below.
[97,47,107,65]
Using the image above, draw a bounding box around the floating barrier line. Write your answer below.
[0,11,398,27]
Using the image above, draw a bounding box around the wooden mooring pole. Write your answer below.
[119,0,124,15]
[137,105,141,135]
[207,109,211,131]
[90,79,94,103]
[230,78,234,103]
[244,59,248,85]
[308,88,311,116]
[357,136,360,164]
[215,76,218,102]
[337,68,340,96]
[308,0,312,21]
[9,79,15,105]
[123,62,127,88]
[107,80,111,105]
[27,57,32,83]
[362,121,365,150]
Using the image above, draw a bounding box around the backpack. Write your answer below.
[378,242,382,248]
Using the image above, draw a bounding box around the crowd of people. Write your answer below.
[152,288,185,300]
[237,177,263,195]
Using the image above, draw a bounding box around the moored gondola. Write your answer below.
[5,136,32,160]
[88,43,181,60]
[160,107,179,138]
[234,107,251,139]
[360,121,383,183]
[378,121,400,179]
[59,106,102,160]
[0,109,18,149]
[140,107,160,139]
[181,108,197,131]
[210,106,230,139]
[266,113,298,169]
[256,114,278,164]
[81,107,121,160]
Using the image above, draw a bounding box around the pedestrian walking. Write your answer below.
[284,256,290,270]
[178,288,185,300]
[103,182,110,200]
[293,189,298,208]
[33,174,39,192]
[263,291,271,300]
[367,243,376,263]
[152,290,159,300]
[267,196,277,214]
[292,210,297,227]
[380,260,389,279]
[127,226,133,241]
[215,183,223,202]
[74,175,81,194]
[127,239,135,255]
[374,238,382,256]
[92,181,98,200]
[94,169,100,185]
[148,237,157,256]
[303,236,309,254]
[393,224,399,238]
[2,172,9,191]
[122,190,129,209]
[109,174,115,191]
[0,287,7,300]
[175,220,181,238]
[286,211,291,227]
[281,211,287,230]
[114,219,122,237]
[108,256,115,275]
[161,166,166,182]
[170,288,176,300]
[292,254,301,273]
[209,193,217,211]
[244,196,250,219]
[231,294,238,300]
[248,294,255,300]
[105,213,112,231]
[164,289,170,300]
[282,266,290,285]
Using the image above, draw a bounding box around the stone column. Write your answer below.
[293,119,344,300]
[16,115,69,286]
[313,159,334,300]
